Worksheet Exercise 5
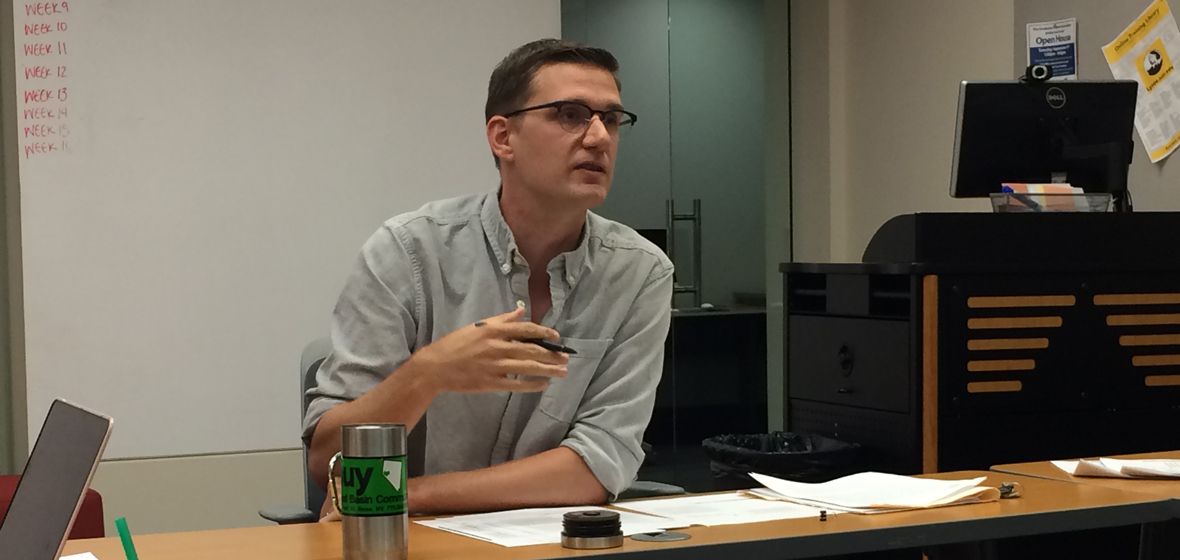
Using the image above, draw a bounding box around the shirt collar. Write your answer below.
[480,190,518,275]
[480,189,592,288]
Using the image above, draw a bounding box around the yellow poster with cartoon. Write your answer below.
[1104,0,1180,162]
[1136,37,1174,90]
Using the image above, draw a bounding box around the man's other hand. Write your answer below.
[410,306,569,393]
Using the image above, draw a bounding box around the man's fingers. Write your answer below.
[495,376,551,393]
[494,359,567,378]
[489,321,561,342]
[487,339,569,364]
[484,306,527,324]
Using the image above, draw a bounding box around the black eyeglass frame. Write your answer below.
[501,100,638,133]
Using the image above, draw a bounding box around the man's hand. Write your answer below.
[410,306,569,393]
[319,497,340,523]
[309,307,568,489]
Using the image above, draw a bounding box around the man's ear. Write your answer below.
[486,116,514,164]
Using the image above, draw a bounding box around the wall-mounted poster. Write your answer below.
[1027,17,1078,80]
[1103,0,1180,163]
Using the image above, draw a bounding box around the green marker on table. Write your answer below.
[115,517,140,560]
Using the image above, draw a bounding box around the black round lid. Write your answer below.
[562,510,622,537]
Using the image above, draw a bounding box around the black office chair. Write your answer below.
[259,338,683,523]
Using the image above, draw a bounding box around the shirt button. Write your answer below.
[567,274,575,284]
[501,263,512,274]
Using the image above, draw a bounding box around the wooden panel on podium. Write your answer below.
[922,275,938,473]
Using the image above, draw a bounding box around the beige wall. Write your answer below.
[90,449,304,535]
[793,0,1016,262]
[790,0,833,263]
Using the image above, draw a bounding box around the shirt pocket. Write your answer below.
[537,337,613,424]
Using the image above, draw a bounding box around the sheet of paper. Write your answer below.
[613,491,829,526]
[61,554,101,560]
[747,486,904,514]
[1103,0,1180,162]
[1110,458,1180,477]
[748,472,994,513]
[414,506,672,548]
[1027,17,1078,80]
[1054,459,1126,477]
[1056,458,1180,478]
[745,486,996,515]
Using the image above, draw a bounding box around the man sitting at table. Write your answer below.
[303,38,673,516]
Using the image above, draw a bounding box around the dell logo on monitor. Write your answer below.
[1046,87,1067,109]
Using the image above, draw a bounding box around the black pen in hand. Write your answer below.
[526,338,578,355]
[511,299,577,353]
[472,320,577,354]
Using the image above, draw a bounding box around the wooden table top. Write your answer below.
[63,470,1175,560]
[991,450,1180,501]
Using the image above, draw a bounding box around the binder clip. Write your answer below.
[998,481,1024,499]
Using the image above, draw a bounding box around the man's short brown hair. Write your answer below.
[485,38,621,123]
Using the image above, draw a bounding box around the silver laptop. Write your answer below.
[0,399,113,560]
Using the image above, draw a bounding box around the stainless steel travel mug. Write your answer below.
[329,424,408,560]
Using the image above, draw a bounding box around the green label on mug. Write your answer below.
[339,455,406,516]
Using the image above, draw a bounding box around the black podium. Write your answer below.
[782,212,1180,474]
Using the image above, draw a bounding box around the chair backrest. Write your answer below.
[299,338,332,515]
[300,338,426,514]
[0,475,105,539]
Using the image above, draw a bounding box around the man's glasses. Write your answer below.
[502,100,638,136]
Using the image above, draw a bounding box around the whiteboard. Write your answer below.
[12,0,558,458]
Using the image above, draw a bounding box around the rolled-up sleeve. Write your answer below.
[301,225,420,442]
[560,263,673,498]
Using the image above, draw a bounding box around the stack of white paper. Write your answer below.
[414,505,673,547]
[614,491,830,526]
[747,472,1000,514]
[1053,458,1180,479]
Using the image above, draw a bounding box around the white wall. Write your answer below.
[793,0,1015,262]
[14,0,560,461]
[5,0,558,534]
[91,450,304,535]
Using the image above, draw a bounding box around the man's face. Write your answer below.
[504,62,622,209]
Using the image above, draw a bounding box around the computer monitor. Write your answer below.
[950,80,1138,211]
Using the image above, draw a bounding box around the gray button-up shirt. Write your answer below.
[303,191,673,497]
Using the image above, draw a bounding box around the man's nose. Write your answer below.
[582,115,611,146]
